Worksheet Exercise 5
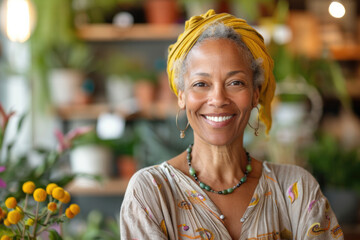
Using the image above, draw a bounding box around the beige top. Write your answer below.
[120,161,344,240]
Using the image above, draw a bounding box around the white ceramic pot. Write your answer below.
[105,75,137,113]
[49,68,84,106]
[70,144,112,186]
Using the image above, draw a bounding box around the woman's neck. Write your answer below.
[190,137,248,186]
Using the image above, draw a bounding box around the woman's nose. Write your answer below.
[208,85,230,108]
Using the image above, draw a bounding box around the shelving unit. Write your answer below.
[330,44,360,61]
[77,23,184,41]
[66,178,129,196]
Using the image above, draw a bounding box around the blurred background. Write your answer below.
[0,0,359,239]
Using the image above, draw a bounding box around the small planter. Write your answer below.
[145,0,179,24]
[134,80,156,113]
[49,68,84,106]
[70,144,112,186]
[117,155,137,180]
[105,75,137,113]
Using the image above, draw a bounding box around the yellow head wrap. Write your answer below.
[167,9,276,134]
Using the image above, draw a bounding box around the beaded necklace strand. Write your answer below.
[186,144,252,195]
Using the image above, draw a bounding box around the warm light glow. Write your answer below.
[0,0,36,42]
[329,1,346,18]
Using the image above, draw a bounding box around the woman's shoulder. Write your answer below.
[263,161,319,189]
[126,163,168,190]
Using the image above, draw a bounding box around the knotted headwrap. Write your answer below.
[167,9,276,134]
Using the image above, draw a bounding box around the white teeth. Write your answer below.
[205,115,233,122]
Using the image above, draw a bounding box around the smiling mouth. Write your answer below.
[204,115,234,123]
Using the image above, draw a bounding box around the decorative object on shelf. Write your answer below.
[56,126,113,187]
[0,181,80,239]
[48,68,85,106]
[70,144,112,187]
[100,53,156,114]
[117,155,137,180]
[144,0,179,24]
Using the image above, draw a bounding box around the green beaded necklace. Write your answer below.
[186,144,252,195]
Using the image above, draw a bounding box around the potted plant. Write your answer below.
[30,0,93,108]
[304,132,360,225]
[100,52,157,114]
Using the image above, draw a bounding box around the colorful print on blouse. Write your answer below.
[287,182,298,204]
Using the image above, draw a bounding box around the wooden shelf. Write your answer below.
[77,24,184,41]
[66,178,129,196]
[330,44,360,60]
[55,103,132,120]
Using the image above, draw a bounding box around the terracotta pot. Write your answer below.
[134,80,156,112]
[145,0,179,24]
[117,156,137,179]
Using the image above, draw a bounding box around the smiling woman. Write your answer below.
[120,10,343,240]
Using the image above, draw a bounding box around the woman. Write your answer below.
[120,10,343,240]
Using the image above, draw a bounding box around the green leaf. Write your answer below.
[49,229,63,240]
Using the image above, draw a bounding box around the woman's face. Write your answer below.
[178,38,259,146]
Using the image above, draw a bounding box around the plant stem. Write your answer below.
[59,203,63,236]
[22,194,29,238]
[32,202,39,238]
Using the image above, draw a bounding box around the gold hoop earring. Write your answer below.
[176,109,190,139]
[248,106,260,136]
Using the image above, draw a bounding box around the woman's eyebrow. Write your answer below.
[193,72,210,77]
[226,70,246,77]
[193,71,246,78]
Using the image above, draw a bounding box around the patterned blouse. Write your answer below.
[120,161,343,240]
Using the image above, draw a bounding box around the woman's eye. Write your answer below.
[229,80,244,86]
[193,82,207,87]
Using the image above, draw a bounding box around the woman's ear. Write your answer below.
[178,90,186,109]
[252,86,260,107]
